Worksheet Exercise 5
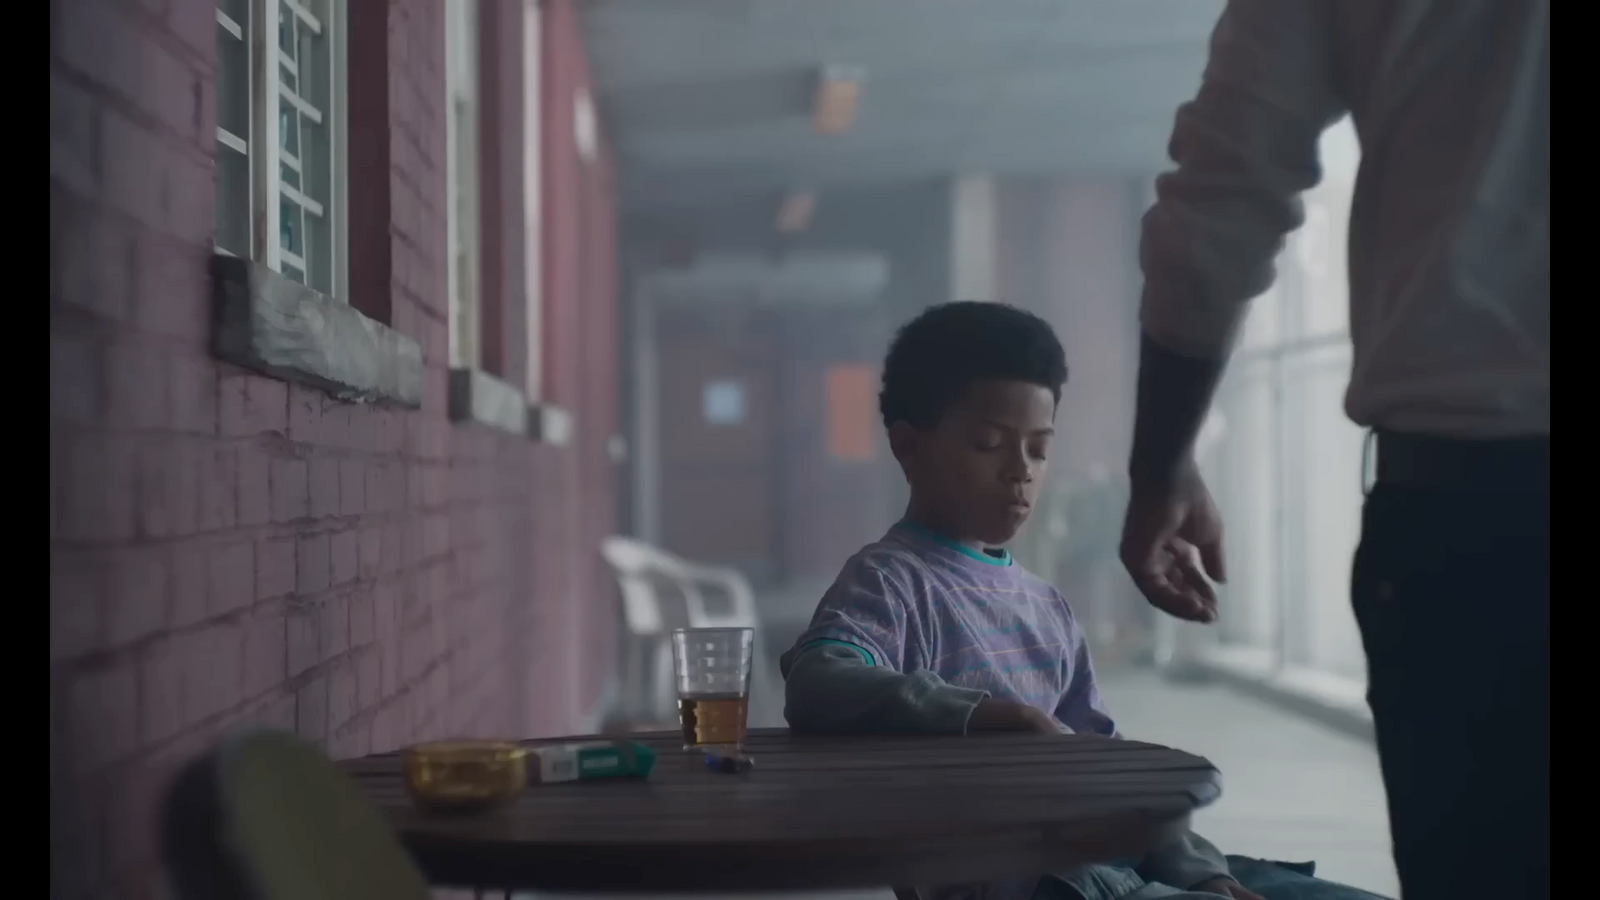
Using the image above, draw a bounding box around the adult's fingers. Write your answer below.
[1121,496,1217,621]
[1171,545,1219,622]
[1137,565,1213,623]
[1130,539,1219,623]
[1122,532,1186,615]
[1197,532,1228,585]
[1120,520,1165,578]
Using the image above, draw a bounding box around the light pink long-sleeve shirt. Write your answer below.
[1140,0,1548,439]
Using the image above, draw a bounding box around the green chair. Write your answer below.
[161,729,430,900]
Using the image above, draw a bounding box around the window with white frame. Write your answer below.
[522,0,544,399]
[446,0,482,369]
[1207,119,1368,682]
[214,0,347,299]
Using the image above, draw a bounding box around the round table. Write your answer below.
[343,728,1222,893]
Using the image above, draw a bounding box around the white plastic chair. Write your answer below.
[678,561,761,630]
[599,537,776,726]
[678,560,780,726]
[600,537,686,722]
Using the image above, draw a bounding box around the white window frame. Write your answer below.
[447,0,483,369]
[522,0,544,399]
[215,0,349,300]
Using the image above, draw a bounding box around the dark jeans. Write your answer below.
[1041,858,1389,899]
[1353,478,1549,900]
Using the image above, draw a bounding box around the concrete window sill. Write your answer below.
[528,402,574,447]
[448,368,528,436]
[211,255,423,407]
[446,370,575,446]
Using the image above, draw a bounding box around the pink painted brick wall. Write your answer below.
[530,0,619,731]
[49,0,619,897]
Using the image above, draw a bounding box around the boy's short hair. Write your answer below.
[879,301,1069,428]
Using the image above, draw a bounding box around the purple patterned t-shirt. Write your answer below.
[784,521,1119,736]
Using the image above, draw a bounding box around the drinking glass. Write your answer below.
[670,627,755,751]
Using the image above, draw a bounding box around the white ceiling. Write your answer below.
[643,250,892,306]
[579,0,1225,216]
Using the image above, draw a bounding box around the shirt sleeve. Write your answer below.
[779,563,989,735]
[782,643,991,735]
[780,562,918,673]
[1052,623,1120,739]
[1140,0,1346,360]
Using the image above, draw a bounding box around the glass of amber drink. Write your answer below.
[671,627,755,752]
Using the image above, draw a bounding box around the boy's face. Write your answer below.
[892,379,1057,546]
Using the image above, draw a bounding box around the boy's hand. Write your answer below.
[1192,878,1263,900]
[967,699,1061,735]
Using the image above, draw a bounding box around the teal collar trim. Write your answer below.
[897,520,1013,566]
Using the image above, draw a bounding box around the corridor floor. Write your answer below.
[1097,667,1397,897]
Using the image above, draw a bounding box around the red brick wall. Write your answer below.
[649,306,893,585]
[655,307,783,577]
[531,0,620,726]
[49,0,618,896]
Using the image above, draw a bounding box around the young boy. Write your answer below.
[781,302,1386,900]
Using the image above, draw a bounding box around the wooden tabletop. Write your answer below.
[342,728,1222,893]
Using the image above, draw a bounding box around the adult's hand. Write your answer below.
[1120,460,1227,624]
[967,699,1062,735]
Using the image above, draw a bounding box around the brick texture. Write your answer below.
[49,1,618,897]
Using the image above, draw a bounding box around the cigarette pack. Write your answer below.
[526,740,658,784]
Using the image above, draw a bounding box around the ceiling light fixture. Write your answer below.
[813,65,865,135]
[775,190,816,234]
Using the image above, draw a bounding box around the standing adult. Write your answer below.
[1118,2,1548,899]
